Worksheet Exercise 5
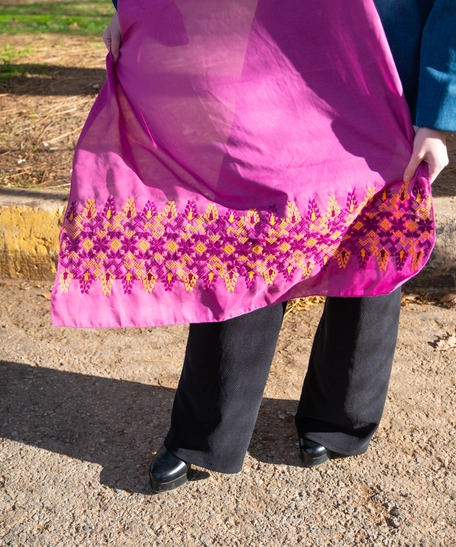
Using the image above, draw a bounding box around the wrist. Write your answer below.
[416,127,448,146]
[418,127,448,138]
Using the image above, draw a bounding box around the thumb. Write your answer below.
[403,154,421,183]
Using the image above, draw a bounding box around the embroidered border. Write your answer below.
[58,181,433,295]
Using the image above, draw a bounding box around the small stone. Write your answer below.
[389,518,401,529]
[390,506,401,518]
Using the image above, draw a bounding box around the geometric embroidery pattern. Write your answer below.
[58,180,434,295]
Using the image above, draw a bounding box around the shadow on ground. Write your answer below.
[0,64,106,95]
[0,362,303,495]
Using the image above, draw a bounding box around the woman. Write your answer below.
[59,0,454,493]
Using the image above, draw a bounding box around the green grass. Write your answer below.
[0,44,35,63]
[0,1,114,35]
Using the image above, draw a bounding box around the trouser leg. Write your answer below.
[296,289,401,455]
[165,302,287,473]
[295,288,402,455]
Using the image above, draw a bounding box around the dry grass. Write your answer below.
[284,297,326,317]
[0,34,106,189]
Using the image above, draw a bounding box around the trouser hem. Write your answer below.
[297,431,372,457]
[164,444,244,474]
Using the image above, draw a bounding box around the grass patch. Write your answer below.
[0,44,35,63]
[0,1,114,35]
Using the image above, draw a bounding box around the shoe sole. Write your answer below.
[149,466,191,493]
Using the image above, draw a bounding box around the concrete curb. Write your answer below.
[0,189,68,281]
[0,188,454,291]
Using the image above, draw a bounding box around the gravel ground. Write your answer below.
[0,279,455,546]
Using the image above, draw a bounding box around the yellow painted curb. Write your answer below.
[0,189,68,281]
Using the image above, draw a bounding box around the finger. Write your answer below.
[103,31,111,51]
[111,39,121,62]
[403,155,422,183]
[427,164,439,184]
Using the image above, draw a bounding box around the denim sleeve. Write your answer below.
[415,0,456,131]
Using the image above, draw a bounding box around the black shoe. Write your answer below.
[299,438,330,467]
[149,446,191,493]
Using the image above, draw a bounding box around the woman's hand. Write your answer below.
[403,127,449,183]
[103,13,122,62]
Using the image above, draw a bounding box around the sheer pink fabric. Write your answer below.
[51,0,434,328]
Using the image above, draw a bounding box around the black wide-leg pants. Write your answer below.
[164,289,402,473]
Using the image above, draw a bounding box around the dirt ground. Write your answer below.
[0,279,455,546]
[0,34,107,190]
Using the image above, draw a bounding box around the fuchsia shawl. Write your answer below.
[51,0,434,328]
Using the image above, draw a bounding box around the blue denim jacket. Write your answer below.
[374,0,456,131]
[111,0,456,131]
